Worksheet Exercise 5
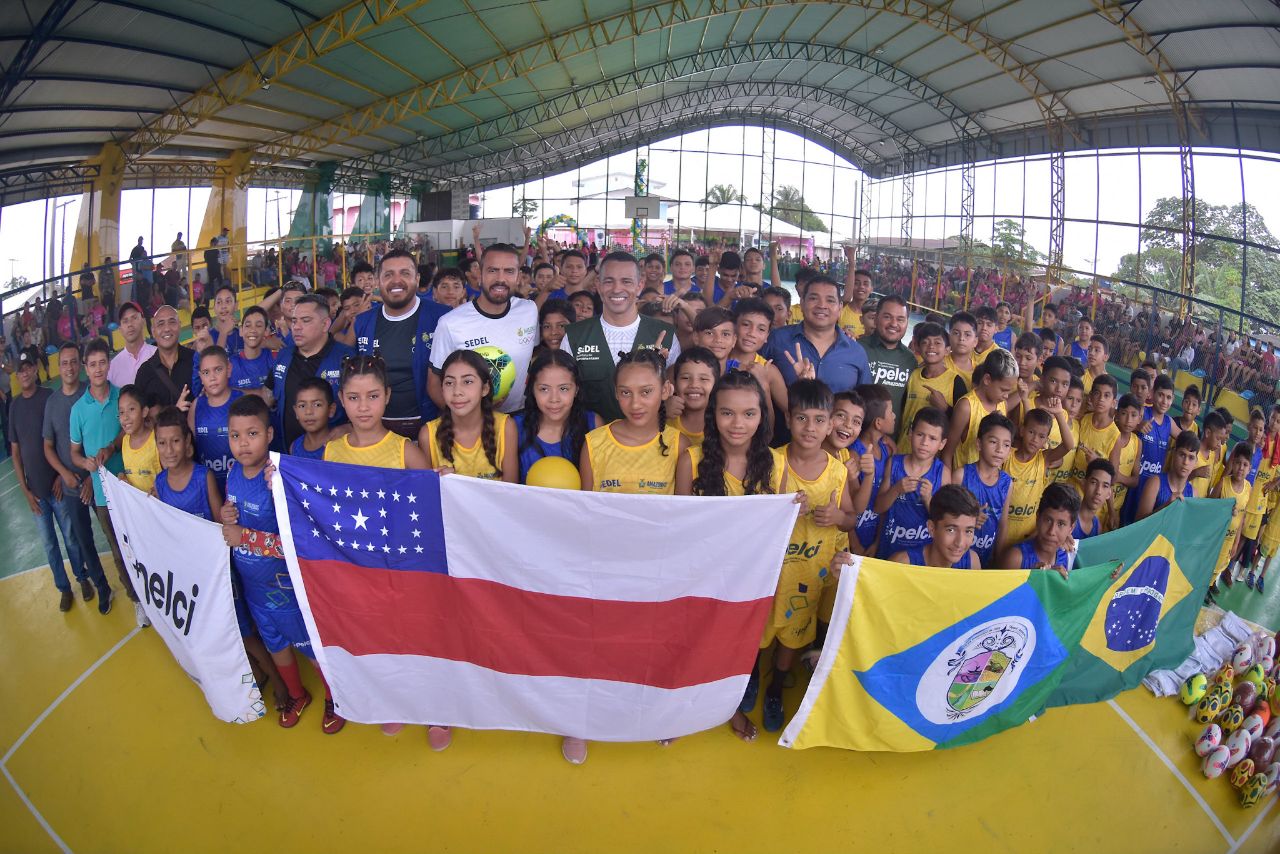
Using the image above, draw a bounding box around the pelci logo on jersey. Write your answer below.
[871,362,911,386]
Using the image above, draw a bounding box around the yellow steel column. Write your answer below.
[69,142,126,272]
[196,149,252,289]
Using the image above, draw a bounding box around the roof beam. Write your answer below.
[0,0,79,107]
[119,0,434,161]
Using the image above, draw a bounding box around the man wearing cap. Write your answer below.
[133,305,195,408]
[7,344,111,613]
[107,301,155,387]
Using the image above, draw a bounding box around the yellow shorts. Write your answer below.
[1261,514,1280,555]
[1215,533,1238,574]
[759,559,829,650]
[1243,512,1265,541]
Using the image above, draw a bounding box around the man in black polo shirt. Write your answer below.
[133,305,195,409]
[268,294,354,449]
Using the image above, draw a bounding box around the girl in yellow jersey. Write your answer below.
[580,349,685,495]
[669,347,717,450]
[117,384,161,492]
[1001,407,1076,551]
[676,371,790,744]
[947,348,1018,470]
[421,350,518,482]
[1208,443,1255,597]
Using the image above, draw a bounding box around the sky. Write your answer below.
[3,127,1279,313]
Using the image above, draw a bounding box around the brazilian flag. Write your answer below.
[1046,497,1232,707]
[781,555,1117,752]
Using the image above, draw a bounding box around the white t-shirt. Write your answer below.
[430,297,538,413]
[558,315,682,366]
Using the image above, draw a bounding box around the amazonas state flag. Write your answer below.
[270,453,799,742]
[780,555,1116,752]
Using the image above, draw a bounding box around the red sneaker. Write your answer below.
[322,698,345,734]
[277,691,312,728]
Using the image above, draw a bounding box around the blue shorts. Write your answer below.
[243,588,314,658]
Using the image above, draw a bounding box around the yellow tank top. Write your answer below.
[1068,417,1120,487]
[674,415,704,450]
[944,354,975,388]
[585,422,681,493]
[1190,444,1223,497]
[1052,418,1082,484]
[424,411,509,480]
[899,365,963,452]
[956,389,1006,469]
[323,431,408,469]
[686,445,787,496]
[122,431,160,493]
[783,448,850,570]
[1029,392,1063,451]
[1003,449,1047,544]
[1248,456,1276,516]
[1112,433,1141,506]
[1221,477,1250,540]
[973,341,999,361]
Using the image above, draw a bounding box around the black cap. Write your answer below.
[16,345,40,369]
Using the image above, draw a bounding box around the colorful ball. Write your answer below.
[1240,773,1269,807]
[1219,703,1246,733]
[525,456,582,490]
[1215,664,1235,686]
[1232,758,1257,788]
[1234,681,1259,711]
[1233,644,1255,671]
[1244,664,1268,691]
[1227,728,1253,767]
[1195,724,1223,757]
[472,344,517,408]
[1242,714,1267,741]
[1204,745,1231,778]
[1181,673,1209,705]
[1250,735,1277,768]
[1255,700,1272,728]
[1197,692,1225,724]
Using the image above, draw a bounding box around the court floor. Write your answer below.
[3,490,1280,852]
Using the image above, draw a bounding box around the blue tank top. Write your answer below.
[194,390,243,490]
[1018,540,1070,570]
[1138,411,1172,480]
[878,455,945,558]
[289,434,326,460]
[1072,513,1100,541]
[904,545,974,569]
[225,461,284,589]
[1154,472,1193,509]
[962,463,1013,565]
[230,350,273,391]
[155,464,213,521]
[512,412,598,483]
[852,438,891,549]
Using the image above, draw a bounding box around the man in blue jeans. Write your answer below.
[9,346,110,613]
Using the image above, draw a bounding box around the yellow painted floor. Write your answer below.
[2,563,1279,854]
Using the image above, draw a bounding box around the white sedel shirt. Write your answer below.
[430,297,539,413]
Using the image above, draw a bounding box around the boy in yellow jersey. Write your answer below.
[1176,384,1201,435]
[900,321,966,453]
[1020,355,1073,457]
[972,305,1000,360]
[751,379,855,734]
[947,347,1018,470]
[1052,375,1085,483]
[1000,405,1076,553]
[1242,408,1280,590]
[1107,394,1143,530]
[729,298,789,414]
[1208,442,1255,600]
[1069,373,1119,489]
[1013,332,1043,392]
[1082,335,1110,395]
[1191,410,1228,497]
[944,311,979,387]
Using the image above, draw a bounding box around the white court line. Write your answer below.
[1,765,71,853]
[1227,795,1277,854]
[1,626,140,764]
[0,480,20,500]
[1107,698,1235,846]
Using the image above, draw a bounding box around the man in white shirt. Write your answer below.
[429,243,539,414]
[106,301,156,387]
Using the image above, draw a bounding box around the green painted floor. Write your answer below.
[0,455,112,581]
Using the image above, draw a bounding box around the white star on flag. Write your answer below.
[352,509,369,530]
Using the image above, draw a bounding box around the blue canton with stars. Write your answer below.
[279,455,449,574]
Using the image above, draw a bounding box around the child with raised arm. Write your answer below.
[901,321,965,453]
[889,484,982,569]
[947,348,1017,470]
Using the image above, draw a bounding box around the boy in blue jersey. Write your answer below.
[289,377,339,460]
[1074,459,1114,541]
[1124,373,1178,525]
[219,395,344,734]
[955,412,1015,566]
[874,406,950,558]
[998,482,1079,577]
[190,346,243,491]
[229,306,274,395]
[889,484,982,569]
[850,384,895,554]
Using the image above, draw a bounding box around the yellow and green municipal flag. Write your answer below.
[1047,497,1231,707]
[780,555,1117,752]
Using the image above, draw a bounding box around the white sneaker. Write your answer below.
[134,602,151,628]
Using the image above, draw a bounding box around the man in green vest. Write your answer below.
[561,250,680,422]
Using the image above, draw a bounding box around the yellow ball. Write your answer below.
[526,456,581,490]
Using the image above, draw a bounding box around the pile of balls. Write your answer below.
[1184,630,1280,807]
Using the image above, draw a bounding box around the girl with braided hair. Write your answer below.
[514,349,598,483]
[420,349,518,482]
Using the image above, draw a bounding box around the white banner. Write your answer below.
[103,473,263,724]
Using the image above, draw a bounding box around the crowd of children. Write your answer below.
[9,241,1273,766]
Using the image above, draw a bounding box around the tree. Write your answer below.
[989,219,1043,266]
[703,184,747,205]
[512,198,538,218]
[758,185,828,233]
